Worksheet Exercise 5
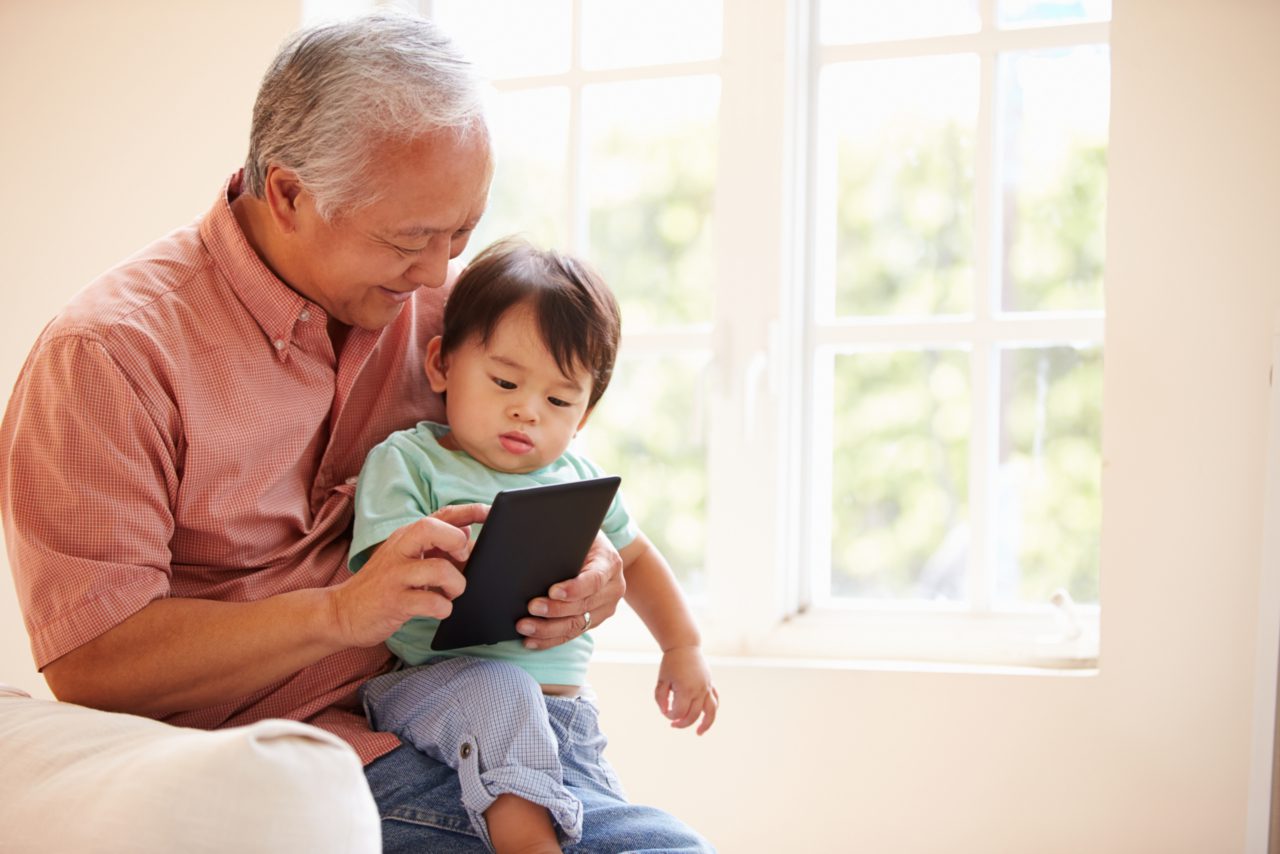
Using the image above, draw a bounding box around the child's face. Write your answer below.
[426,301,594,474]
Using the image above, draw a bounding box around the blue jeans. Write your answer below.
[363,668,714,852]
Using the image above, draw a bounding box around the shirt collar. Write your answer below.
[200,171,317,362]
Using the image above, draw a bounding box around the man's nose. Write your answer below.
[404,242,451,289]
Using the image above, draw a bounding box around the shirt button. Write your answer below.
[299,309,311,322]
[345,476,359,486]
[459,743,472,760]
[273,339,286,351]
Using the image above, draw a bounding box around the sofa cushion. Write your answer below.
[0,683,380,853]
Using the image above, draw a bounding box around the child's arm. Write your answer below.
[619,534,719,735]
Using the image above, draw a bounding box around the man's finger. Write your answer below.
[390,516,472,561]
[547,564,604,604]
[431,502,489,530]
[401,588,456,621]
[547,532,622,603]
[514,615,577,649]
[542,566,624,620]
[406,558,467,600]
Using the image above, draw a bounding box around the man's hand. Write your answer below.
[326,503,488,648]
[515,531,625,650]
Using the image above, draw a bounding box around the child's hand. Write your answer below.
[654,646,719,735]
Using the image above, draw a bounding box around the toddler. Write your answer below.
[350,237,718,853]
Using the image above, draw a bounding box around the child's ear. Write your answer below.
[424,336,449,393]
[575,405,594,435]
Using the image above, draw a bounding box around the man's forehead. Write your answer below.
[366,131,492,236]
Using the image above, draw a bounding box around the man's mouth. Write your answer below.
[378,286,417,304]
[498,432,534,455]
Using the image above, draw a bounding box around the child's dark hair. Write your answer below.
[442,237,622,408]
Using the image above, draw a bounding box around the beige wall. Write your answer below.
[593,2,1280,851]
[0,0,302,697]
[1,1,1278,852]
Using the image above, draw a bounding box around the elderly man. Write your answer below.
[0,12,710,852]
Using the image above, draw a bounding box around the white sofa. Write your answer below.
[0,683,381,853]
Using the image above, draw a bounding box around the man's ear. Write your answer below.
[263,165,306,234]
[424,336,449,393]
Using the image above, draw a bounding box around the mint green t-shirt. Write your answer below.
[348,421,637,686]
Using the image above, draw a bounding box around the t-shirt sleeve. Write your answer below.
[348,437,437,573]
[600,490,639,552]
[0,335,178,669]
[573,453,638,551]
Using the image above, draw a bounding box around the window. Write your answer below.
[426,0,722,601]
[413,0,1109,667]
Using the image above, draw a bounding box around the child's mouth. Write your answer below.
[499,432,534,454]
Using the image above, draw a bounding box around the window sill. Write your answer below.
[591,648,1098,679]
[592,602,1099,672]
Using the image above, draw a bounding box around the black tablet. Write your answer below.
[430,475,622,650]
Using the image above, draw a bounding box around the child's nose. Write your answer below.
[507,400,538,423]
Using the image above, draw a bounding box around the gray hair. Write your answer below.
[243,11,485,220]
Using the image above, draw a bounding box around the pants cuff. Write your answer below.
[458,758,584,849]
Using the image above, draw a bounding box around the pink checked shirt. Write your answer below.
[0,173,447,763]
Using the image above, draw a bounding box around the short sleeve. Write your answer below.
[0,334,178,669]
[348,436,436,573]
[572,454,638,551]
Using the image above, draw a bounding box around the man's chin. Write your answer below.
[351,301,410,332]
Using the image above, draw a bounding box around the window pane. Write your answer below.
[999,46,1110,312]
[581,0,722,70]
[432,0,571,78]
[821,57,977,317]
[578,353,710,593]
[998,0,1111,28]
[820,0,979,44]
[584,76,718,327]
[470,88,570,254]
[830,349,970,600]
[995,346,1101,606]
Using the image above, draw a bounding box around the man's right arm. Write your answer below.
[42,510,480,716]
[0,333,476,717]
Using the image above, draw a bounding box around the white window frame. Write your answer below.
[786,2,1106,667]
[396,0,1107,669]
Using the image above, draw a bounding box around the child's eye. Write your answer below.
[492,377,516,390]
[548,397,573,408]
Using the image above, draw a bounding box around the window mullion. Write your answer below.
[567,0,585,254]
[971,18,999,615]
[703,0,792,655]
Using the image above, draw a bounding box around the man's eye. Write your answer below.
[548,397,573,408]
[492,377,516,390]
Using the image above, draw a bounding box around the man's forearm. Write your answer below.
[42,588,350,717]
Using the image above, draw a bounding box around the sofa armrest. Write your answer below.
[0,684,380,853]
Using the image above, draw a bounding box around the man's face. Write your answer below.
[284,128,493,331]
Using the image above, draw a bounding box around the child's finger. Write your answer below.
[653,680,672,715]
[695,690,719,735]
[667,690,700,728]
